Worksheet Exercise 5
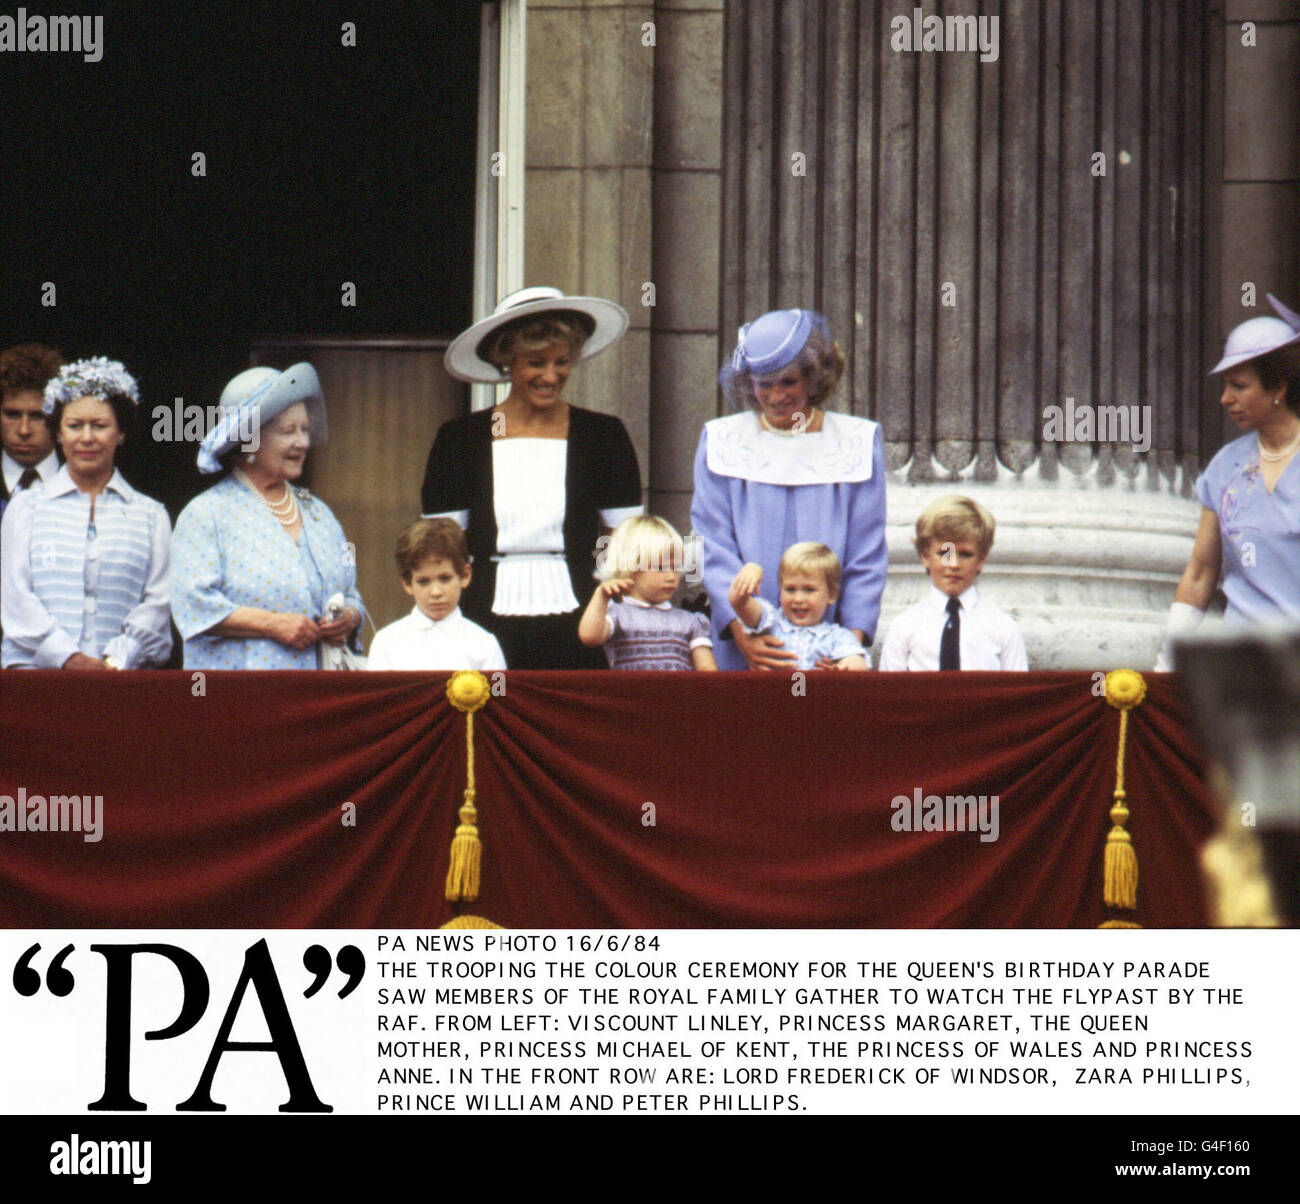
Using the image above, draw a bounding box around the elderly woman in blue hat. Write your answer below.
[1,357,171,668]
[1155,295,1300,668]
[171,364,365,669]
[692,309,887,670]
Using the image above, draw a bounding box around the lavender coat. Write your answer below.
[690,411,887,670]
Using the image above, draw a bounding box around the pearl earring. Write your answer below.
[245,452,256,462]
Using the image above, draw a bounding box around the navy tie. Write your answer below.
[940,596,961,671]
[17,467,38,490]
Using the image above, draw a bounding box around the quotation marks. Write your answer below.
[13,943,75,997]
[302,944,366,999]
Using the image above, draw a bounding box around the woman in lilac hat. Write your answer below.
[691,309,887,670]
[1155,296,1300,668]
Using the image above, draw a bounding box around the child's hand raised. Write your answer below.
[728,562,763,606]
[600,576,637,598]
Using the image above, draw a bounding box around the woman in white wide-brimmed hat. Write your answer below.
[171,363,365,669]
[1,357,172,669]
[1155,295,1300,668]
[423,287,643,669]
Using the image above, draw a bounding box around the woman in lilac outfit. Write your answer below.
[1154,294,1300,669]
[691,309,887,670]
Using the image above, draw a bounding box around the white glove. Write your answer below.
[1153,601,1204,671]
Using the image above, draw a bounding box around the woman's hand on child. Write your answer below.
[733,627,797,671]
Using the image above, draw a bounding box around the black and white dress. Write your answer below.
[421,405,643,668]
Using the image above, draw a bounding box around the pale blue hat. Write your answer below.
[1209,315,1300,375]
[719,309,828,408]
[1267,292,1300,333]
[197,362,325,474]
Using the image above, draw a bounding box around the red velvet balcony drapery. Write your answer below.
[0,672,1216,928]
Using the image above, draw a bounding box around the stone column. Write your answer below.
[1215,1,1300,336]
[523,0,656,467]
[649,0,725,533]
[715,0,1220,668]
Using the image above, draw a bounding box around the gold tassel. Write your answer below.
[1100,670,1147,927]
[444,671,492,903]
[445,793,481,902]
[1103,793,1138,910]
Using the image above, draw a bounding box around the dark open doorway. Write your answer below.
[1,1,480,517]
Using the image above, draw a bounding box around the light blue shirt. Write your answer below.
[171,475,364,669]
[1195,432,1300,624]
[743,596,865,669]
[1,465,172,668]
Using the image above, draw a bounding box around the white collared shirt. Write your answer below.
[366,605,506,671]
[2,449,59,496]
[878,583,1028,671]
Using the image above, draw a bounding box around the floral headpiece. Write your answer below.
[43,357,140,414]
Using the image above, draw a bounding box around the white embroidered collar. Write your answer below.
[620,595,672,609]
[704,410,877,485]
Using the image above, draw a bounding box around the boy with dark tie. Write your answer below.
[879,495,1027,671]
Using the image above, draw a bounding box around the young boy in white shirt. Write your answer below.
[878,495,1027,671]
[367,517,506,671]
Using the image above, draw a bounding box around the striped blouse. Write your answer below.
[0,466,172,668]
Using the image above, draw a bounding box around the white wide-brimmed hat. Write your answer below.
[1209,314,1300,375]
[197,363,326,474]
[444,287,628,384]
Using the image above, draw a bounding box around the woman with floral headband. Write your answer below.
[691,309,888,671]
[0,357,172,668]
[171,363,365,669]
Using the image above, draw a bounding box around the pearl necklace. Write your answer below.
[1258,428,1300,462]
[759,411,820,436]
[234,468,299,527]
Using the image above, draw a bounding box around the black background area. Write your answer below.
[0,0,480,515]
